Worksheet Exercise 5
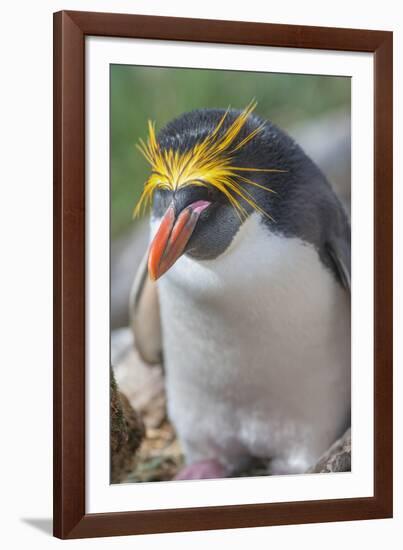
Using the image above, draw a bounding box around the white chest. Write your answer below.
[154,214,350,473]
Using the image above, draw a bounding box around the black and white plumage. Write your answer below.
[130,106,351,479]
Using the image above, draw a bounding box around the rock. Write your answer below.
[112,328,166,429]
[110,367,145,483]
[112,328,183,482]
[309,428,351,473]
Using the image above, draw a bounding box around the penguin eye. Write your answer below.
[205,184,230,206]
[206,187,216,201]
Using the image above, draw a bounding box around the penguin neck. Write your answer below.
[150,212,260,289]
[152,213,288,300]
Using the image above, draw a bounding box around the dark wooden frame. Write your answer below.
[53,10,393,539]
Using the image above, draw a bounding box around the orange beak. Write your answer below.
[148,200,211,280]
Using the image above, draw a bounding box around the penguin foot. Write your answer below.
[174,459,227,480]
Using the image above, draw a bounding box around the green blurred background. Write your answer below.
[111,65,350,238]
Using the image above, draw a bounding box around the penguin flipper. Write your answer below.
[326,236,351,292]
[129,252,162,365]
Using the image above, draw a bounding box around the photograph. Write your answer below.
[109,65,352,484]
[1,0,397,546]
[50,9,393,539]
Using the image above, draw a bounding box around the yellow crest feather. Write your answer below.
[133,101,286,220]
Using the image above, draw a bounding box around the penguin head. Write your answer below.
[134,102,287,280]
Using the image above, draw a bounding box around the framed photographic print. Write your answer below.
[53,10,393,539]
